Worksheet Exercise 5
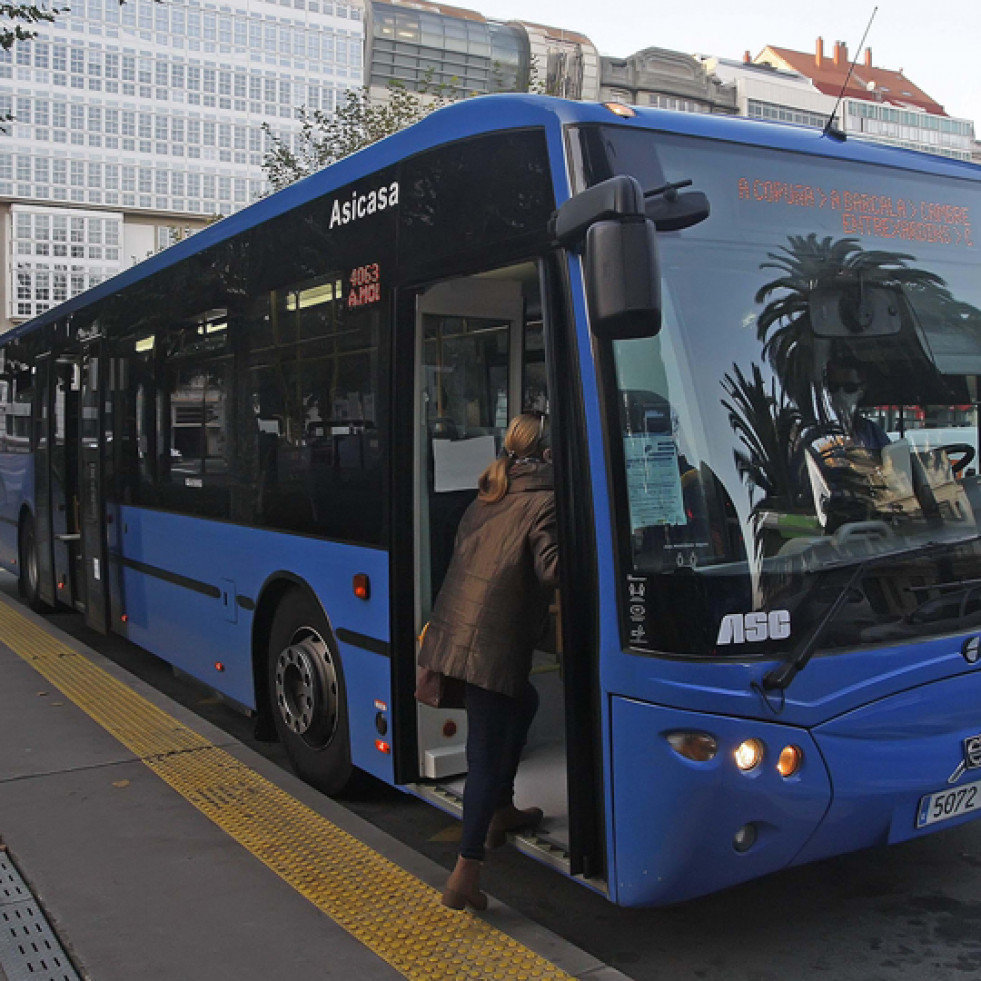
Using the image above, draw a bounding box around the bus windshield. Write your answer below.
[582,125,981,659]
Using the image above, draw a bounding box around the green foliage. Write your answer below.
[262,80,458,192]
[1,1,58,52]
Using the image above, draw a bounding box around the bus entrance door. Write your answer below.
[77,348,110,633]
[413,273,525,781]
[408,266,574,868]
[49,355,81,611]
[31,353,57,607]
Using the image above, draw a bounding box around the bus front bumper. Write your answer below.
[610,697,832,907]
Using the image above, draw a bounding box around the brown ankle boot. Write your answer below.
[441,856,488,911]
[486,803,544,849]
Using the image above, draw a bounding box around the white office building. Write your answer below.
[0,0,364,330]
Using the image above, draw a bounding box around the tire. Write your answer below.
[267,589,354,796]
[18,514,48,612]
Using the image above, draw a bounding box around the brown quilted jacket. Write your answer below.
[418,459,558,697]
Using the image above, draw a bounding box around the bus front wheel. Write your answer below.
[267,589,354,796]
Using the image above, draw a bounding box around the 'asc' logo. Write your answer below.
[716,610,791,646]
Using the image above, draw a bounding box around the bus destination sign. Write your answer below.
[737,177,974,249]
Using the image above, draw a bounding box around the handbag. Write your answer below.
[414,621,466,709]
[414,666,466,709]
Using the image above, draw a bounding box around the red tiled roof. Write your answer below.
[756,43,946,116]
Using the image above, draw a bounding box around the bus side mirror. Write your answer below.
[645,190,710,232]
[809,284,904,337]
[584,218,662,340]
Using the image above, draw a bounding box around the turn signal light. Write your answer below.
[666,731,718,762]
[735,738,764,771]
[375,739,391,754]
[353,573,370,600]
[777,744,803,777]
[602,101,636,118]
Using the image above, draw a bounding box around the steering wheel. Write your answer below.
[832,520,894,546]
[940,443,976,475]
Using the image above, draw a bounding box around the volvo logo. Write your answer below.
[948,734,981,784]
[962,636,981,664]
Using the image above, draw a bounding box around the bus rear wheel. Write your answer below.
[267,590,354,796]
[18,515,47,612]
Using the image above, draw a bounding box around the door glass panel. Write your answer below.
[422,315,511,442]
[421,312,511,605]
[416,271,530,612]
[414,262,557,692]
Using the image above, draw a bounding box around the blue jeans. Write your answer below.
[459,680,540,861]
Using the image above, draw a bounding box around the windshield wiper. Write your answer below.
[762,561,867,691]
[761,535,981,693]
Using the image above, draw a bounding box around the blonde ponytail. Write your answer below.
[477,455,510,503]
[477,412,549,504]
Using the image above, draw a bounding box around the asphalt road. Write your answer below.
[8,574,981,981]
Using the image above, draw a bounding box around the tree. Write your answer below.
[721,361,803,511]
[3,1,61,129]
[1,1,58,52]
[262,81,458,192]
[260,50,570,192]
[754,234,947,418]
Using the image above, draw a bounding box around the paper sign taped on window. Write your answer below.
[433,435,497,493]
[623,434,686,531]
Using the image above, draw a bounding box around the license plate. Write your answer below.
[916,779,981,828]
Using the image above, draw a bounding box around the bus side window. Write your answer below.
[246,275,390,546]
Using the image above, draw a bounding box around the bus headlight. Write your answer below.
[666,731,718,762]
[734,738,764,771]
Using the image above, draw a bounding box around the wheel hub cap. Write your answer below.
[273,629,338,745]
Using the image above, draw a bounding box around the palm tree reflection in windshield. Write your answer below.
[726,233,981,563]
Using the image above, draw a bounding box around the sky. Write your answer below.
[467,0,981,126]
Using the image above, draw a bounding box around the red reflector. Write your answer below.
[443,720,457,738]
[120,614,128,622]
[375,739,391,754]
[214,661,225,672]
[353,573,370,600]
[57,581,65,590]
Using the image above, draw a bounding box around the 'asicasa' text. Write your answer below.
[329,181,400,229]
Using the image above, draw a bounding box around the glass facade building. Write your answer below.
[844,99,975,161]
[0,0,364,327]
[368,1,527,95]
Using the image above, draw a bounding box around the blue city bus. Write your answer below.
[2,94,981,907]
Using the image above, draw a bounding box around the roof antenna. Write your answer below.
[823,6,878,142]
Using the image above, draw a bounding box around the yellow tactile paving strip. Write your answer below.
[0,600,574,980]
